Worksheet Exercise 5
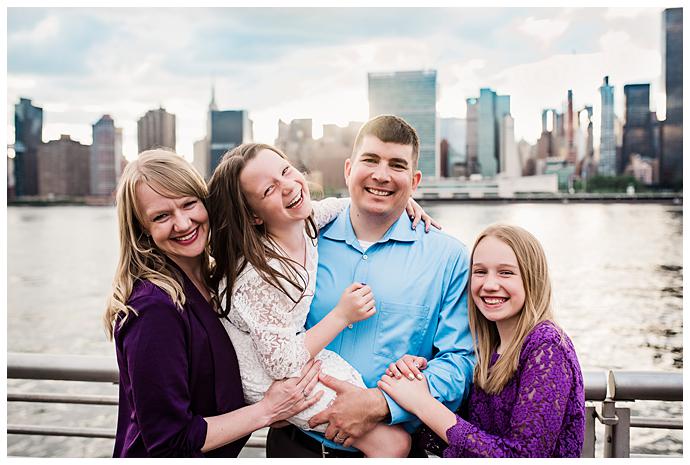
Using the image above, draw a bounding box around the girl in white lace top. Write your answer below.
[207,143,434,457]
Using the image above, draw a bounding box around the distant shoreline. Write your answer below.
[8,193,683,207]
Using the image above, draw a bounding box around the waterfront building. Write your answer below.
[470,88,511,178]
[193,137,209,179]
[599,76,616,176]
[275,118,314,171]
[660,7,683,188]
[368,70,438,178]
[14,98,43,197]
[90,115,122,196]
[7,147,16,200]
[622,84,654,174]
[413,173,557,199]
[440,117,466,177]
[37,135,90,197]
[465,98,479,174]
[137,107,176,153]
[565,90,577,165]
[209,109,252,173]
[624,154,655,185]
[499,114,521,178]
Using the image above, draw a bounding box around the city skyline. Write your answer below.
[7,7,667,161]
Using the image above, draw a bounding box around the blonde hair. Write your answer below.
[103,149,211,340]
[469,223,561,394]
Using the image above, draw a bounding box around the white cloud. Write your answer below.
[517,16,570,43]
[10,15,60,43]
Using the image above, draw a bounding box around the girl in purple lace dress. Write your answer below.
[377,224,585,458]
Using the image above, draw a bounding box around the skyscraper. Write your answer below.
[137,107,176,153]
[565,90,577,165]
[440,118,466,177]
[38,135,90,196]
[660,7,683,188]
[90,115,121,196]
[14,97,43,196]
[599,76,616,176]
[368,70,438,178]
[208,109,252,173]
[499,114,521,178]
[465,98,479,174]
[622,84,654,173]
[474,88,511,178]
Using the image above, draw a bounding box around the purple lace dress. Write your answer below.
[417,321,585,458]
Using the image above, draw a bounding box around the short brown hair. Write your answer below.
[352,115,420,168]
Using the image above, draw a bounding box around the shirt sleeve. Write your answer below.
[120,293,207,457]
[312,197,350,229]
[384,245,476,425]
[232,272,311,379]
[443,337,574,458]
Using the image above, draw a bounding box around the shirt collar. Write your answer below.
[322,205,418,245]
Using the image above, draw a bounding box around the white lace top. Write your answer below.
[220,197,365,431]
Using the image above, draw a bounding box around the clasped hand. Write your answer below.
[377,355,432,415]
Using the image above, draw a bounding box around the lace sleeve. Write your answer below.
[312,197,349,229]
[444,337,574,458]
[231,272,311,380]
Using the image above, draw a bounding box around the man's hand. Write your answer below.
[308,372,390,448]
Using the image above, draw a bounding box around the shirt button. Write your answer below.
[348,324,354,329]
[362,255,368,260]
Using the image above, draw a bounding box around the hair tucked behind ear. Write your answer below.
[207,143,317,318]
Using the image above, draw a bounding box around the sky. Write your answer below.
[6,5,670,161]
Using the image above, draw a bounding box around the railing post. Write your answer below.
[582,405,597,457]
[612,407,631,458]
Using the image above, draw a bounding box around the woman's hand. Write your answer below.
[405,198,441,232]
[261,359,324,425]
[377,370,432,416]
[333,282,376,325]
[385,354,428,381]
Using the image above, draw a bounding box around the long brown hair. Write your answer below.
[469,224,561,394]
[207,143,317,317]
[103,149,214,340]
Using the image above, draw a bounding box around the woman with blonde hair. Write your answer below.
[104,149,323,457]
[377,223,585,457]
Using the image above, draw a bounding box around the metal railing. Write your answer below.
[7,352,683,457]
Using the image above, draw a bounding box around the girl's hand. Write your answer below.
[262,359,324,424]
[377,371,432,416]
[385,355,428,381]
[405,198,442,232]
[334,282,376,324]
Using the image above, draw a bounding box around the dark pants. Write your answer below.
[266,424,428,458]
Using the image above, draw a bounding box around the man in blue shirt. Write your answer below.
[266,115,475,457]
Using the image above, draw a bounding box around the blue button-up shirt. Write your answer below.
[304,207,475,449]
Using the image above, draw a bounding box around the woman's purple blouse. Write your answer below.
[419,321,585,458]
[113,273,247,457]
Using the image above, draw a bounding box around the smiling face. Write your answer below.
[471,235,526,329]
[239,148,312,233]
[345,135,421,222]
[136,182,209,269]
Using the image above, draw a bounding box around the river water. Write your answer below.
[7,202,683,457]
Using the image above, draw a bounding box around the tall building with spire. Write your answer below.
[368,70,439,178]
[599,76,616,176]
[13,98,43,196]
[206,85,252,174]
[137,107,176,153]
